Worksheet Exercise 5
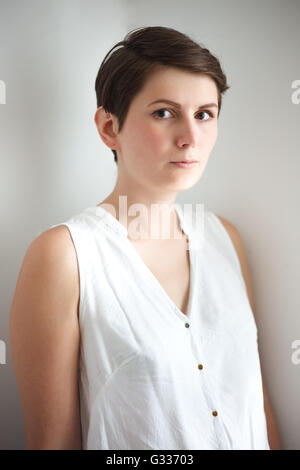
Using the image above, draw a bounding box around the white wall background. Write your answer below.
[0,0,299,449]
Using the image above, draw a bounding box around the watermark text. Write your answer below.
[0,80,6,104]
[291,339,300,365]
[0,340,6,365]
[98,196,205,250]
[291,80,300,104]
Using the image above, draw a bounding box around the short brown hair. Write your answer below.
[95,26,230,165]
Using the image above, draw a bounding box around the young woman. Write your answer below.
[9,26,280,450]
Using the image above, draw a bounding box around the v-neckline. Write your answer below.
[91,203,196,321]
[125,226,195,320]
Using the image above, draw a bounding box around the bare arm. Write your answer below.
[9,226,82,449]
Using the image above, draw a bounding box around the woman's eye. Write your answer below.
[152,108,172,119]
[152,108,213,120]
[197,111,213,120]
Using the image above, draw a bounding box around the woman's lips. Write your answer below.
[170,161,198,169]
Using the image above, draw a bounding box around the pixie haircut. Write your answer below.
[95,26,230,165]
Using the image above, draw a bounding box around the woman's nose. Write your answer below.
[176,120,199,148]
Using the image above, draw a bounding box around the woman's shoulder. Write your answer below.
[21,225,80,318]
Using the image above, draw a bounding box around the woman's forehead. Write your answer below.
[135,70,218,107]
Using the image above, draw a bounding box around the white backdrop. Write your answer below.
[0,0,299,449]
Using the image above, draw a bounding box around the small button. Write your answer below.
[198,364,203,370]
[184,322,190,328]
[212,410,218,417]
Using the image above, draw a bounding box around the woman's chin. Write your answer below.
[165,175,201,191]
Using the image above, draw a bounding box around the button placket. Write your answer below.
[184,321,229,448]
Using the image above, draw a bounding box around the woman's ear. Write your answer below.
[94,106,120,151]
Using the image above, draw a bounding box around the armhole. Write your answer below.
[206,212,258,335]
[207,211,247,293]
[50,222,86,327]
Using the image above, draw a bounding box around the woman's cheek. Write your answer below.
[141,128,166,154]
[205,125,218,149]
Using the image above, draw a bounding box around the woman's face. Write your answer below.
[105,67,219,194]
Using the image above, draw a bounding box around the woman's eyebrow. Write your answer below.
[147,99,218,109]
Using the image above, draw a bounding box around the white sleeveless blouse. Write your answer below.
[49,203,270,450]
